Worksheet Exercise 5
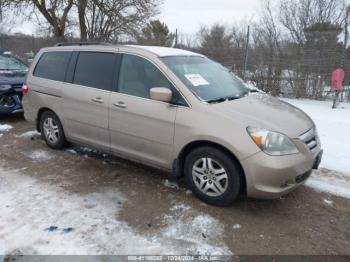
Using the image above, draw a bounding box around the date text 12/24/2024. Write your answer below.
[127,256,222,261]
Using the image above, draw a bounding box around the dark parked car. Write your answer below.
[0,54,28,114]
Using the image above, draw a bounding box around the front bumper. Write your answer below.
[241,145,323,199]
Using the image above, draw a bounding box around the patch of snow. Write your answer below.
[0,134,3,138]
[161,204,231,255]
[0,124,13,132]
[127,45,204,58]
[79,147,96,153]
[66,149,77,155]
[15,131,40,138]
[28,150,53,162]
[163,214,231,255]
[170,203,191,212]
[283,99,350,174]
[0,167,231,255]
[232,224,241,229]
[163,179,179,190]
[305,170,350,199]
[323,199,334,206]
[185,190,192,195]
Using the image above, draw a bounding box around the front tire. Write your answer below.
[184,146,242,206]
[40,111,66,149]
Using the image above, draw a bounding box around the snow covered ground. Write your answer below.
[306,169,350,199]
[14,130,40,138]
[1,98,350,255]
[283,99,350,174]
[0,124,13,132]
[0,167,231,255]
[283,99,350,199]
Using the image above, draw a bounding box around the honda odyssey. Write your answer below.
[22,43,323,206]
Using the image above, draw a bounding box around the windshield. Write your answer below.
[0,55,28,71]
[162,56,249,102]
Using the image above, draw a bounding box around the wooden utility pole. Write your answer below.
[243,25,250,81]
[0,0,3,51]
[0,0,2,22]
[175,28,178,48]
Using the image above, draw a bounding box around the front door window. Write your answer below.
[118,54,174,99]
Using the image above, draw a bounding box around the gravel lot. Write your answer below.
[0,114,350,256]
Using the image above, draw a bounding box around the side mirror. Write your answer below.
[150,87,173,103]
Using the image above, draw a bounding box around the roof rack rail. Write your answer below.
[55,42,112,47]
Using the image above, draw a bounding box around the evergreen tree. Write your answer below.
[137,20,175,47]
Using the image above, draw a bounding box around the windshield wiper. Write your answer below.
[206,97,227,104]
[226,95,241,101]
[0,69,25,71]
[206,95,241,104]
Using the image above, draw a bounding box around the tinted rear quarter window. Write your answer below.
[73,52,116,91]
[34,51,71,81]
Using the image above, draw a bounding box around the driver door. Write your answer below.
[109,54,178,169]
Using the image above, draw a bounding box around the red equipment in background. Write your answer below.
[331,69,345,92]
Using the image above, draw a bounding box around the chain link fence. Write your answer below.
[1,32,349,102]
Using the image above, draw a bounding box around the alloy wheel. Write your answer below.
[43,117,59,144]
[192,157,228,197]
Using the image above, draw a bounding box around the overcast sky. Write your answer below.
[158,0,261,35]
[10,0,261,36]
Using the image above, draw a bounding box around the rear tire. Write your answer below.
[40,111,66,149]
[184,146,242,206]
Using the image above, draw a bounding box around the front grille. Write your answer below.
[299,128,318,152]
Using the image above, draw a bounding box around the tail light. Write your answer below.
[22,84,29,96]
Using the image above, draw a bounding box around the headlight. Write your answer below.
[247,127,299,156]
[0,84,12,91]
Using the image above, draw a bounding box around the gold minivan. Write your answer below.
[22,44,323,206]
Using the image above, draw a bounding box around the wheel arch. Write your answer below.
[36,107,62,132]
[176,140,247,194]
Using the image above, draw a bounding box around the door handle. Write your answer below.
[113,101,127,109]
[91,97,104,103]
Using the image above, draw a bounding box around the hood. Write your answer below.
[211,94,314,138]
[0,70,27,85]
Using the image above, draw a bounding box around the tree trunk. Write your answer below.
[53,27,66,42]
[78,0,88,41]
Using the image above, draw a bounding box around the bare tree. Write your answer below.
[3,0,161,41]
[279,0,346,45]
[2,0,74,40]
[251,0,283,95]
[78,0,161,42]
[278,0,347,98]
[229,22,248,76]
[176,33,198,50]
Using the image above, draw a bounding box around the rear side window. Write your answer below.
[73,52,115,91]
[34,51,71,81]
